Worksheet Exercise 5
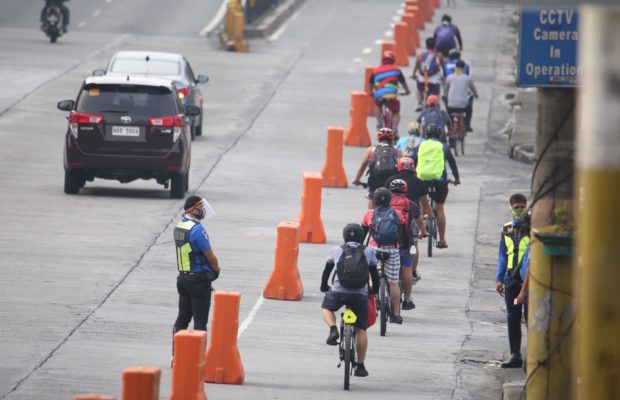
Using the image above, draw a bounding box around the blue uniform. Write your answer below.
[185,216,214,273]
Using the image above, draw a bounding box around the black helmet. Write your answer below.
[342,223,364,243]
[448,48,461,59]
[373,187,392,206]
[424,123,442,138]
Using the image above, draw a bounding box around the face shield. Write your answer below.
[188,198,216,220]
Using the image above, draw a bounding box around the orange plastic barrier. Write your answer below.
[344,92,371,147]
[74,396,115,400]
[263,221,304,300]
[122,367,160,400]
[402,13,419,55]
[364,66,375,116]
[204,291,244,384]
[432,0,440,16]
[320,127,348,188]
[297,172,327,244]
[168,330,208,400]
[406,0,424,30]
[406,5,422,33]
[393,22,410,66]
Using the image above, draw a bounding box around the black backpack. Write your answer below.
[370,205,401,246]
[335,244,369,289]
[368,144,398,190]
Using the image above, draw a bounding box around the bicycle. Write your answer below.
[377,92,408,137]
[448,111,466,156]
[424,180,455,257]
[337,307,357,390]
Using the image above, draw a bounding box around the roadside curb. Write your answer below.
[245,0,306,39]
[501,350,526,399]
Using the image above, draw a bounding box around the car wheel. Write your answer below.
[195,115,202,137]
[64,170,80,194]
[170,173,186,199]
[190,121,195,141]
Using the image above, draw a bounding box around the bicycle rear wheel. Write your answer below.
[343,324,353,390]
[379,277,388,336]
[427,219,435,257]
[460,136,465,155]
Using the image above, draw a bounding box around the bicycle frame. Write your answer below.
[378,99,394,130]
[448,112,466,156]
[425,186,439,257]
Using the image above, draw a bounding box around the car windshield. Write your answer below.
[77,84,177,116]
[109,59,180,76]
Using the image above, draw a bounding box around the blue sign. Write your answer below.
[518,8,579,87]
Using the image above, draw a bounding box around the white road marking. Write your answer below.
[93,9,101,17]
[374,39,383,45]
[199,0,229,37]
[353,57,362,63]
[78,21,87,28]
[106,0,112,2]
[384,30,393,37]
[347,67,356,74]
[393,16,401,21]
[362,47,372,54]
[237,295,264,339]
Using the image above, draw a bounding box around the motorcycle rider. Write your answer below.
[41,0,70,33]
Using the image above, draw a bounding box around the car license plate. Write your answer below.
[112,126,140,137]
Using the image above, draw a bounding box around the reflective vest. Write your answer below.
[416,140,445,181]
[372,65,400,100]
[173,220,209,273]
[502,221,530,277]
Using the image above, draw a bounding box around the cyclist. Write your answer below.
[433,14,463,57]
[445,60,478,133]
[385,157,433,283]
[361,188,407,324]
[416,95,451,141]
[320,223,381,377]
[396,121,425,158]
[412,37,444,112]
[387,179,419,310]
[353,128,402,209]
[369,51,411,137]
[444,49,470,77]
[413,124,460,249]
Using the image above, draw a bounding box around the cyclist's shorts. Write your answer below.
[321,292,369,330]
[380,247,401,283]
[375,98,400,113]
[399,250,413,268]
[416,82,440,95]
[425,180,449,204]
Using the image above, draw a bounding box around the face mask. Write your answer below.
[511,206,527,222]
[195,207,206,220]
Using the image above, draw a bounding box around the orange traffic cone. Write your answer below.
[321,127,348,188]
[122,367,160,400]
[344,92,371,147]
[204,291,244,384]
[168,330,207,400]
[297,172,327,244]
[365,66,375,117]
[263,221,304,300]
[393,22,410,66]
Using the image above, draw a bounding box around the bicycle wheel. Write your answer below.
[460,136,465,155]
[427,219,434,257]
[343,324,353,390]
[379,277,388,336]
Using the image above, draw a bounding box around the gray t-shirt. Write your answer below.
[326,242,377,295]
[445,73,478,108]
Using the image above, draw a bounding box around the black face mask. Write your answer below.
[195,208,206,220]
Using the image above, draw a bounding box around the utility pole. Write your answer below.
[576,6,620,400]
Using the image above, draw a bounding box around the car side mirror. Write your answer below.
[196,74,209,84]
[184,105,201,116]
[57,100,75,111]
[92,69,106,76]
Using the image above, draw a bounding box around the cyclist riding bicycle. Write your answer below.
[416,95,451,141]
[413,124,460,249]
[321,223,381,378]
[353,128,403,209]
[361,188,408,324]
[369,51,411,137]
[433,14,463,57]
[396,121,426,158]
[412,37,445,112]
[444,49,470,77]
[445,60,478,133]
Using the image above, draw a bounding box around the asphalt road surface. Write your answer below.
[0,1,531,399]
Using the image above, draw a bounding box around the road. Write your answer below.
[0,0,531,399]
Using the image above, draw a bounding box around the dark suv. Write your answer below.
[57,75,200,198]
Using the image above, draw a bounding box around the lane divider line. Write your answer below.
[199,0,229,37]
[237,295,264,339]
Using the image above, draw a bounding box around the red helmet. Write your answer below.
[377,127,394,141]
[398,157,415,172]
[382,51,396,64]
[426,94,440,107]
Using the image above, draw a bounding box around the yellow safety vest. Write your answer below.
[502,221,530,273]
[416,140,445,181]
[173,220,202,272]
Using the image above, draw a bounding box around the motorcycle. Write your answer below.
[41,3,63,43]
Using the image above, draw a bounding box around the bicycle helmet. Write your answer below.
[342,223,364,244]
[389,179,408,194]
[382,50,396,64]
[398,157,415,172]
[408,121,421,136]
[448,48,461,60]
[377,127,394,141]
[373,187,392,206]
[424,123,442,138]
[426,94,440,107]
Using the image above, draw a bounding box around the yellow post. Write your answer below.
[576,6,620,399]
[233,10,249,52]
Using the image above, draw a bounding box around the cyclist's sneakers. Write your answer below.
[437,241,448,249]
[413,271,422,284]
[402,299,416,310]
[326,326,339,345]
[466,126,474,133]
[389,315,403,324]
[354,364,369,377]
[415,104,423,112]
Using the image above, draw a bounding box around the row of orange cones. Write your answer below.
[73,0,439,398]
